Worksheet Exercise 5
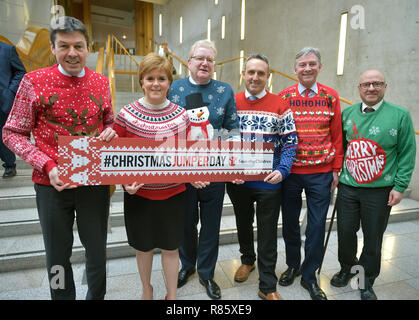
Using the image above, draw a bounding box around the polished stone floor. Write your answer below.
[1,219,419,300]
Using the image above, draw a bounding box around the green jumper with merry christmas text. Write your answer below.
[340,101,416,192]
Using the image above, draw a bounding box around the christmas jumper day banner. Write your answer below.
[58,136,274,185]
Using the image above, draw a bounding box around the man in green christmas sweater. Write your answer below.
[330,69,416,300]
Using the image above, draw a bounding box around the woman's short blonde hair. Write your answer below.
[138,52,173,90]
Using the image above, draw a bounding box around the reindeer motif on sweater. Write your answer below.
[2,64,114,185]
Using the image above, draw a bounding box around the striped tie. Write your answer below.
[304,89,311,97]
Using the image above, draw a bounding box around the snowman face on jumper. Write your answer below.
[187,107,210,123]
[185,93,214,140]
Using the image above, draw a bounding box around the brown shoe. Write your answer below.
[234,264,255,282]
[258,290,282,300]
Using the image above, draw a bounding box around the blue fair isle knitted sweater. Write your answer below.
[169,77,239,139]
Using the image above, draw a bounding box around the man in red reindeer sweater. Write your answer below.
[3,17,117,300]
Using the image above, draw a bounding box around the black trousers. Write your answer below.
[35,184,110,300]
[336,183,392,288]
[179,182,225,280]
[227,183,281,294]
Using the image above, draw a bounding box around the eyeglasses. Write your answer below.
[191,56,215,64]
[359,81,386,90]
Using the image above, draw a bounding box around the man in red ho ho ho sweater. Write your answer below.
[278,47,343,300]
[3,17,117,300]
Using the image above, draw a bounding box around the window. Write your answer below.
[179,16,183,44]
[240,0,246,40]
[221,15,226,39]
[337,12,348,75]
[207,19,211,40]
[159,14,162,37]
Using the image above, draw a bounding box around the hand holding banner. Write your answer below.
[58,136,274,185]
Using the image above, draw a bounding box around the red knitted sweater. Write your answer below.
[113,98,190,200]
[3,64,114,185]
[278,83,343,174]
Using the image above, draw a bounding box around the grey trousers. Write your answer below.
[35,184,110,300]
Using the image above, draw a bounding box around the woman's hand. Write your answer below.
[123,182,145,195]
[190,181,210,189]
[99,127,118,142]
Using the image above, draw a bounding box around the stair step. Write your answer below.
[0,169,33,188]
[0,185,125,211]
[1,200,419,272]
[0,201,235,238]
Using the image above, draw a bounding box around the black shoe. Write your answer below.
[300,278,327,300]
[330,270,356,287]
[360,287,377,300]
[278,267,301,286]
[177,268,195,288]
[3,167,16,179]
[199,278,221,300]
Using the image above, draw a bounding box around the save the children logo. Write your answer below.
[345,122,386,184]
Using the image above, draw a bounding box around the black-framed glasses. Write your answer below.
[359,81,386,90]
[191,56,215,64]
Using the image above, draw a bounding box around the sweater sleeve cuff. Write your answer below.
[393,185,406,193]
[44,160,57,175]
[277,168,289,181]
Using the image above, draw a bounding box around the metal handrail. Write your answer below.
[155,46,355,105]
[104,34,142,103]
[95,47,105,74]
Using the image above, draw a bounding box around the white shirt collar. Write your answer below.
[188,76,211,86]
[58,64,85,78]
[298,82,318,96]
[361,99,383,112]
[245,89,267,100]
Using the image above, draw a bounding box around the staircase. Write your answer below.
[1,156,419,273]
[87,52,143,114]
[2,52,418,273]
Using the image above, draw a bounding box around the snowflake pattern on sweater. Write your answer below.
[340,101,416,192]
[168,77,239,140]
[235,91,298,190]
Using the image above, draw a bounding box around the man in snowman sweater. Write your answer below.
[168,39,239,300]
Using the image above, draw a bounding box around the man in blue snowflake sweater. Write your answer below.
[169,39,239,300]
